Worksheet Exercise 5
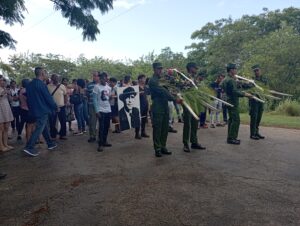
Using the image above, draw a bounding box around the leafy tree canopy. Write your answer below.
[0,0,113,49]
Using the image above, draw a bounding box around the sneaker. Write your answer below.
[73,131,83,135]
[210,124,215,128]
[97,146,103,152]
[82,130,87,133]
[23,148,39,157]
[48,143,58,150]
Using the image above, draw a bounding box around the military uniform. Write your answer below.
[149,62,175,157]
[183,62,206,152]
[249,65,267,139]
[221,64,245,144]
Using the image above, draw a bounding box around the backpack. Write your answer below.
[70,93,83,105]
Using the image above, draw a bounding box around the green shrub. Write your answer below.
[274,99,300,116]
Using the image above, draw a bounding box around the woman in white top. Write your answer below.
[0,75,14,152]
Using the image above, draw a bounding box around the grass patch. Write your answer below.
[240,113,300,129]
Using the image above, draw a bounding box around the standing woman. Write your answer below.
[72,79,86,135]
[0,75,14,152]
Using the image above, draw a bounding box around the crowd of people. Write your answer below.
[0,62,266,179]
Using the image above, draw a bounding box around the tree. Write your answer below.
[0,0,113,49]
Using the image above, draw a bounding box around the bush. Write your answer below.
[274,99,300,116]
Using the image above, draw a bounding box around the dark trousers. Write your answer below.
[135,107,148,135]
[49,106,67,138]
[227,107,240,140]
[98,112,111,146]
[152,111,169,151]
[199,109,207,126]
[183,106,198,145]
[249,100,264,136]
[11,106,22,135]
[222,104,228,122]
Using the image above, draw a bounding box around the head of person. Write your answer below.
[216,74,224,83]
[10,80,17,89]
[186,62,198,75]
[120,86,137,111]
[51,74,59,84]
[226,63,237,76]
[197,70,206,82]
[98,72,108,85]
[138,74,146,85]
[252,64,261,77]
[21,79,30,89]
[152,62,163,77]
[76,79,86,89]
[62,77,68,86]
[34,66,47,81]
[123,75,131,85]
[109,77,117,88]
[92,71,99,82]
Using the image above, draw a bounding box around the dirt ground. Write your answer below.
[0,123,300,226]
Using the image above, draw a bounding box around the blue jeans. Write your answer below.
[83,99,89,125]
[25,113,54,150]
[74,103,85,131]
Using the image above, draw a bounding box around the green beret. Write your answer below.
[186,62,198,70]
[251,64,260,70]
[226,63,237,70]
[152,62,163,69]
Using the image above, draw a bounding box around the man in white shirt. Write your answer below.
[93,72,112,152]
[47,74,67,140]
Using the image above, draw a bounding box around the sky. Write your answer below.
[1,0,300,63]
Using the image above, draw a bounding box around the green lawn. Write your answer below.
[240,113,300,129]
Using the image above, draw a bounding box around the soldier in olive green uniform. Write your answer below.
[149,62,180,157]
[221,63,253,145]
[249,65,267,140]
[182,62,206,152]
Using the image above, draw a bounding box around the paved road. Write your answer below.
[0,124,300,226]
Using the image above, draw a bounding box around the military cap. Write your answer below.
[152,62,163,69]
[226,63,237,70]
[186,62,198,70]
[251,64,260,71]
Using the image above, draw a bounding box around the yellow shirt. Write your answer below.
[47,83,67,107]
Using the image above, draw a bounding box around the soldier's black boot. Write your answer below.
[183,144,190,152]
[256,133,265,139]
[191,143,206,150]
[155,150,162,157]
[0,173,7,180]
[227,139,240,145]
[161,148,172,155]
[250,135,260,140]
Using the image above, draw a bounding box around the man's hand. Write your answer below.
[175,98,183,104]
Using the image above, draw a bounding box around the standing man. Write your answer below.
[47,74,67,140]
[86,71,99,143]
[249,65,267,140]
[93,72,112,152]
[183,62,206,152]
[221,63,253,145]
[135,74,150,138]
[9,80,22,140]
[148,62,181,157]
[23,67,58,156]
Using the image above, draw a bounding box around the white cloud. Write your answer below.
[114,0,146,9]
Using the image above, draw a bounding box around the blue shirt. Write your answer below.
[26,78,57,118]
